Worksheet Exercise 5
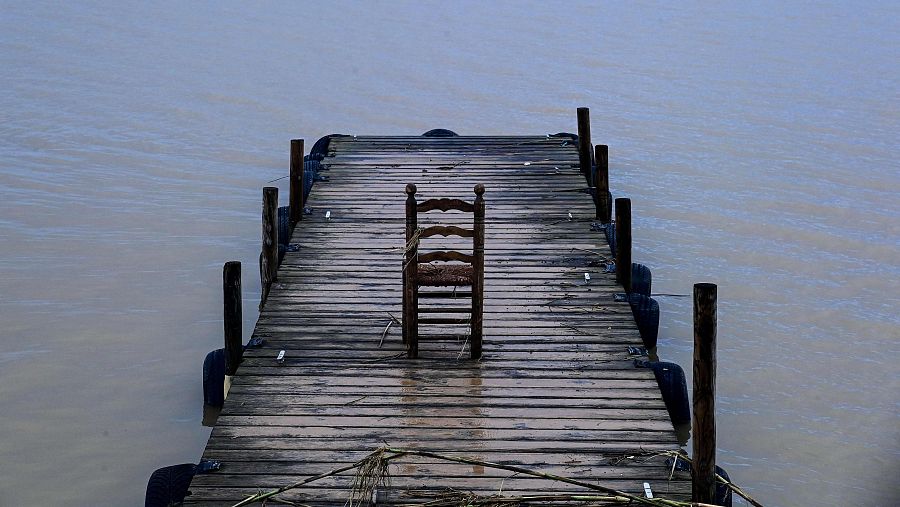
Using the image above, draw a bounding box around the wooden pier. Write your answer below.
[186,133,693,505]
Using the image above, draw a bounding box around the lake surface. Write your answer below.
[1,1,898,505]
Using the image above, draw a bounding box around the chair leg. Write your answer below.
[401,271,408,345]
[409,284,419,358]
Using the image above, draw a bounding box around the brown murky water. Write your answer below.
[1,2,898,505]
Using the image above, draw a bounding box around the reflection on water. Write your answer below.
[1,1,898,506]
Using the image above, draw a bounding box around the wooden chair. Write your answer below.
[402,183,485,359]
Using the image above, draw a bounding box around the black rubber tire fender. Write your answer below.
[277,206,290,248]
[304,159,319,201]
[421,128,458,137]
[628,294,659,349]
[648,361,691,427]
[604,225,616,257]
[716,465,733,507]
[309,134,351,159]
[145,463,195,507]
[631,263,652,297]
[202,348,225,408]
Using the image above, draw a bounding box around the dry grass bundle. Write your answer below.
[348,447,393,506]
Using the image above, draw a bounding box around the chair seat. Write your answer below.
[417,263,474,287]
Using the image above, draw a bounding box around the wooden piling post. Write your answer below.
[577,107,592,179]
[594,144,611,223]
[290,139,304,227]
[260,187,278,308]
[692,282,718,503]
[615,198,632,292]
[223,261,242,376]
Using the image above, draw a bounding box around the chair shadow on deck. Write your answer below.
[402,183,485,359]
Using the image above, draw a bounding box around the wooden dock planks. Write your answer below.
[187,135,690,505]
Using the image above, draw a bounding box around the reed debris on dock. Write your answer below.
[230,446,763,507]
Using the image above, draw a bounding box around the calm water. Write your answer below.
[1,1,898,505]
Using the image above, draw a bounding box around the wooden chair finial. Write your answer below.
[406,183,417,195]
[474,183,485,196]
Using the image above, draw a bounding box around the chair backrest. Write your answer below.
[405,183,485,268]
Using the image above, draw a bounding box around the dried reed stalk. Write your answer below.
[231,446,762,507]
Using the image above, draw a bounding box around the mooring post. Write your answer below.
[615,198,632,292]
[260,187,279,308]
[594,144,611,223]
[223,261,242,376]
[692,282,718,503]
[290,139,304,228]
[577,107,592,180]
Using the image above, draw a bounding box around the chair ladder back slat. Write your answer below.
[417,251,474,264]
[420,225,474,238]
[417,291,473,298]
[417,198,475,213]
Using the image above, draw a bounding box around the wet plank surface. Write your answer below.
[187,135,689,505]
